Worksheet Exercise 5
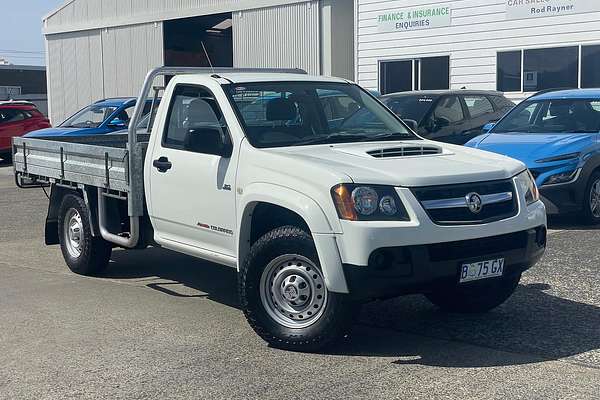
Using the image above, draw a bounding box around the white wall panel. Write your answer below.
[356,0,600,96]
[46,30,104,124]
[46,22,162,124]
[233,2,320,74]
[45,0,314,34]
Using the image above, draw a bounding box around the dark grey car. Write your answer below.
[380,90,515,145]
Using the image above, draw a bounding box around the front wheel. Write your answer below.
[425,273,521,313]
[581,171,600,225]
[239,226,356,352]
[58,193,112,276]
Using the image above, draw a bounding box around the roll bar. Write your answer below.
[126,66,307,148]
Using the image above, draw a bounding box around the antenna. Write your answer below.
[201,41,215,74]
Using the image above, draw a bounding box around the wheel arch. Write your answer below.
[237,183,348,293]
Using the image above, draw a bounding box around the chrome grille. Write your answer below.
[367,146,441,158]
[412,179,518,225]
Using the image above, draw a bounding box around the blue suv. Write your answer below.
[466,89,600,223]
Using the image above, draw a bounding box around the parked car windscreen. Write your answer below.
[60,105,118,128]
[226,81,416,148]
[381,95,438,123]
[493,99,600,134]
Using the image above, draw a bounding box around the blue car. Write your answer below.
[26,97,150,137]
[466,89,600,223]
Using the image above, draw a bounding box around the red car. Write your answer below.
[0,101,51,162]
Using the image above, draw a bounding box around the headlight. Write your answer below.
[516,170,540,205]
[542,169,579,186]
[331,184,409,221]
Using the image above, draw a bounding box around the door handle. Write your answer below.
[153,156,172,173]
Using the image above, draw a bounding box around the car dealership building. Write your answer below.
[44,0,600,123]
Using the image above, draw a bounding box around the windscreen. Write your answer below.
[226,82,416,148]
[60,105,118,128]
[493,99,600,134]
[381,95,438,123]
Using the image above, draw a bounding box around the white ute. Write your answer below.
[13,67,547,351]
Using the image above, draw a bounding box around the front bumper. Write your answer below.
[343,226,547,301]
[540,179,584,215]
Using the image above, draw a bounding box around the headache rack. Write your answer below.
[13,66,307,248]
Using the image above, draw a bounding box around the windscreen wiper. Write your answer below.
[294,133,371,146]
[360,132,417,141]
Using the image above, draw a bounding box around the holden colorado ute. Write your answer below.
[13,67,547,351]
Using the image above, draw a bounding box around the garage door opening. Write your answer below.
[163,13,233,67]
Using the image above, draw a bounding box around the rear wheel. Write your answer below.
[581,171,600,225]
[425,273,521,313]
[239,226,356,352]
[58,193,112,275]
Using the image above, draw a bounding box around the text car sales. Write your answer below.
[507,0,575,16]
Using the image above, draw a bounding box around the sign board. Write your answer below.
[376,5,451,33]
[506,0,600,20]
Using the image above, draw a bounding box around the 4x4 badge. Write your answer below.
[465,192,483,214]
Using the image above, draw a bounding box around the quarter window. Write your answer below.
[463,96,494,118]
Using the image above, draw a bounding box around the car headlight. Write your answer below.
[516,170,540,205]
[331,184,409,221]
[542,169,579,186]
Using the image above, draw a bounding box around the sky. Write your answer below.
[0,0,64,66]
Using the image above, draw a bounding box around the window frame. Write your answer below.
[161,83,231,154]
[378,54,451,94]
[496,43,600,94]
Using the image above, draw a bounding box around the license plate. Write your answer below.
[459,258,504,283]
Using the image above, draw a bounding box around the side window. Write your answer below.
[463,95,494,118]
[490,95,514,111]
[0,109,25,124]
[433,96,464,124]
[163,85,227,153]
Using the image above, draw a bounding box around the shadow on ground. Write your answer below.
[548,214,600,230]
[102,246,599,368]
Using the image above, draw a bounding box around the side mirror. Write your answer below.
[185,127,233,157]
[402,119,418,131]
[108,118,128,129]
[482,122,496,133]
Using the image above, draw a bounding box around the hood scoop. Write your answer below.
[367,145,442,159]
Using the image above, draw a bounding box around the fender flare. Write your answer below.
[237,183,348,294]
[576,153,600,200]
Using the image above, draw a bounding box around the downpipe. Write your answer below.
[97,188,140,248]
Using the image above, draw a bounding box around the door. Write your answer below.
[421,95,466,143]
[148,84,237,257]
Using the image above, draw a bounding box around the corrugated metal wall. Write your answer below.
[356,0,600,100]
[45,0,311,32]
[46,22,163,124]
[46,30,103,124]
[233,1,320,74]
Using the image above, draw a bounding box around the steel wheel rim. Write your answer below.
[64,208,83,258]
[259,254,328,329]
[591,178,600,218]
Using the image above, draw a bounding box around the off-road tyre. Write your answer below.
[239,225,356,352]
[58,193,112,275]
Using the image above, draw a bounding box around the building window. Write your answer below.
[582,45,600,88]
[380,56,449,95]
[523,46,578,91]
[496,45,600,93]
[420,56,450,90]
[497,51,521,92]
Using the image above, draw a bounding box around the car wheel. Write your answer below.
[425,273,521,313]
[58,193,112,275]
[239,225,356,352]
[581,171,600,225]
